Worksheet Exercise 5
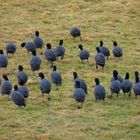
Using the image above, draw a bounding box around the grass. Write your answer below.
[0,0,140,139]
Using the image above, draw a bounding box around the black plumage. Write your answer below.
[11,85,26,107]
[133,71,140,98]
[73,72,88,94]
[17,65,28,85]
[111,70,123,83]
[33,31,44,54]
[21,41,36,53]
[54,40,65,60]
[0,50,8,68]
[95,47,106,69]
[45,43,56,67]
[122,73,132,96]
[6,43,16,56]
[110,70,121,97]
[94,78,106,101]
[51,65,62,90]
[134,71,140,81]
[70,27,82,40]
[30,50,41,73]
[73,81,86,109]
[38,72,51,100]
[18,85,29,99]
[99,40,110,59]
[1,74,12,97]
[112,41,123,58]
[78,44,90,63]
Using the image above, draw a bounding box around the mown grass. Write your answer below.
[0,0,140,139]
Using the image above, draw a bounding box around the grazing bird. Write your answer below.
[17,65,28,85]
[21,41,36,53]
[33,31,44,54]
[111,70,123,83]
[73,81,86,109]
[38,72,51,100]
[51,65,62,90]
[70,27,82,40]
[95,47,105,69]
[11,85,26,107]
[30,50,41,73]
[122,73,132,96]
[112,41,123,58]
[0,50,8,68]
[18,85,29,99]
[110,70,121,97]
[94,78,106,101]
[45,43,56,67]
[54,40,65,60]
[1,74,12,97]
[78,44,90,63]
[6,43,16,56]
[73,72,88,94]
[99,40,110,59]
[133,71,140,98]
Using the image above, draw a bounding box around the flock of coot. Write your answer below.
[0,27,139,109]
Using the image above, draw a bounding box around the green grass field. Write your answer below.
[0,0,140,139]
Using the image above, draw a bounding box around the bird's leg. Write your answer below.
[77,103,81,109]
[87,59,89,64]
[80,36,82,42]
[128,91,131,97]
[117,93,119,98]
[42,94,44,98]
[96,64,98,69]
[37,70,40,75]
[135,95,137,98]
[80,102,83,108]
[61,55,64,60]
[40,48,43,55]
[48,94,51,101]
[95,98,97,102]
[110,93,113,98]
[56,85,59,90]
[124,93,125,97]
[17,106,22,109]
[7,95,11,101]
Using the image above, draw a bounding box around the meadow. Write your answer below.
[0,0,140,139]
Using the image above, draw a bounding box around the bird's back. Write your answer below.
[11,91,26,106]
[33,37,43,49]
[122,80,132,93]
[1,81,12,95]
[95,53,105,64]
[40,79,51,93]
[54,45,65,57]
[0,55,8,67]
[110,80,121,93]
[51,71,62,85]
[45,50,56,61]
[94,85,106,99]
[74,88,85,102]
[80,50,90,60]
